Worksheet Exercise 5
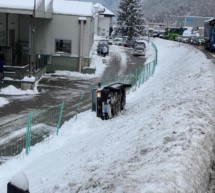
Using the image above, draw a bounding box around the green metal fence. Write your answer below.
[25,102,64,155]
[0,102,64,163]
[0,115,28,163]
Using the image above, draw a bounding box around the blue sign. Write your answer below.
[185,17,193,23]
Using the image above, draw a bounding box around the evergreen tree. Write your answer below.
[117,0,145,39]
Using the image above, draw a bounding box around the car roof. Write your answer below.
[135,46,145,49]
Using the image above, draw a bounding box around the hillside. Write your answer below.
[75,0,215,23]
[142,0,215,23]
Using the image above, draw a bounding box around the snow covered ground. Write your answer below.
[1,38,215,193]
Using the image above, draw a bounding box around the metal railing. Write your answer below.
[0,102,64,163]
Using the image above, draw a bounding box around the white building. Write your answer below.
[0,0,95,76]
[93,3,115,37]
[176,16,213,28]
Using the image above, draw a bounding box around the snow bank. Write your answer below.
[0,97,9,107]
[10,172,29,191]
[0,39,215,193]
[0,85,38,95]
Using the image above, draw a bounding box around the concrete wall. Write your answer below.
[53,14,93,57]
[98,16,111,37]
[35,18,52,54]
[35,14,94,71]
[46,56,91,73]
[0,12,94,72]
[35,14,94,57]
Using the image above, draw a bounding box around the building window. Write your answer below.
[55,39,71,54]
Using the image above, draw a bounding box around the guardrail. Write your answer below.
[0,102,64,163]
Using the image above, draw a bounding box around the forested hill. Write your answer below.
[76,0,215,23]
[142,0,215,23]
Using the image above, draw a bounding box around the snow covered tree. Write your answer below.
[116,0,145,39]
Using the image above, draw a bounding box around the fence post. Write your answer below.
[139,67,142,85]
[90,83,95,111]
[26,113,31,155]
[75,93,84,120]
[152,42,158,66]
[56,101,64,135]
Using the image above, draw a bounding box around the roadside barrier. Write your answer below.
[75,92,85,120]
[0,102,64,163]
[25,101,64,155]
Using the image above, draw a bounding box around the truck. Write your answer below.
[204,18,215,51]
[167,27,186,40]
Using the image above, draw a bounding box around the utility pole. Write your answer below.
[30,0,36,77]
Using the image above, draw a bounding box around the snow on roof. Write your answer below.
[0,0,93,17]
[0,0,38,10]
[53,0,93,16]
[45,0,53,11]
[94,3,115,16]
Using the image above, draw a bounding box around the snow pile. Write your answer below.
[0,85,38,95]
[0,39,215,193]
[22,76,36,82]
[0,97,9,107]
[10,172,29,191]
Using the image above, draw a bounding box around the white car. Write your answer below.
[112,38,123,46]
[133,46,145,56]
[181,36,190,43]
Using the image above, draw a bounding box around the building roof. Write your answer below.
[0,0,36,10]
[0,0,93,17]
[94,3,115,17]
[53,0,93,16]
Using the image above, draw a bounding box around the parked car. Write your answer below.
[112,38,124,46]
[126,39,136,48]
[122,41,128,47]
[97,41,109,55]
[158,32,166,38]
[181,36,190,43]
[152,31,159,37]
[175,35,182,42]
[187,35,197,44]
[134,40,146,49]
[192,36,205,45]
[133,46,145,56]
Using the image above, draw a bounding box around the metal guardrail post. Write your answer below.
[75,93,84,120]
[90,83,95,111]
[26,112,32,155]
[56,101,64,135]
